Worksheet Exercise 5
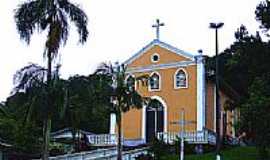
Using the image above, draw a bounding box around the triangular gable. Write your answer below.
[124,39,197,65]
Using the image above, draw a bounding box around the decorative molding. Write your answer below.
[151,53,160,63]
[126,60,196,74]
[124,39,198,65]
[142,96,168,141]
[174,68,188,89]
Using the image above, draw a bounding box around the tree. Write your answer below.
[1,65,112,155]
[256,0,270,34]
[95,62,148,160]
[12,63,66,158]
[241,76,270,160]
[14,0,88,159]
[206,7,270,158]
[59,74,111,151]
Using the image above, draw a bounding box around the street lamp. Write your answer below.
[209,22,224,160]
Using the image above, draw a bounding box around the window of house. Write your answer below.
[151,53,160,63]
[175,69,188,89]
[126,75,135,91]
[149,72,160,91]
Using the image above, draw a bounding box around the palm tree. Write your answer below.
[13,63,66,159]
[14,0,88,159]
[95,62,148,160]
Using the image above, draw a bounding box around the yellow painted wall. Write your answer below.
[122,45,198,139]
[129,45,189,68]
[205,81,236,136]
[206,82,215,131]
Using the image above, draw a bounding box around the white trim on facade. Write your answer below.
[151,53,160,63]
[196,55,206,131]
[148,71,161,92]
[174,68,188,89]
[141,105,146,141]
[141,96,168,141]
[110,113,116,134]
[124,39,197,65]
[126,60,196,74]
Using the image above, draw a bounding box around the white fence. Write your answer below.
[87,134,117,146]
[49,147,148,160]
[156,129,216,144]
[86,130,216,147]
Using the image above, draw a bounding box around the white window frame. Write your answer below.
[174,68,188,89]
[125,74,137,90]
[148,71,161,92]
[151,53,160,63]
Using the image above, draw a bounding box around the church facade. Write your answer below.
[109,25,237,144]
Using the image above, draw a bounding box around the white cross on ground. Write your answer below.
[170,108,196,160]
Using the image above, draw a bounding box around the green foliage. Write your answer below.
[241,77,270,160]
[0,65,112,156]
[53,74,111,133]
[256,0,270,33]
[162,147,260,160]
[0,103,42,155]
[206,2,270,158]
[149,138,171,160]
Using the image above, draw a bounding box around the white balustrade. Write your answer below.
[157,129,216,144]
[87,134,117,146]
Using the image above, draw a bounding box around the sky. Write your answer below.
[0,0,262,101]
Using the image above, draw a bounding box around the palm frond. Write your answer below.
[14,0,46,44]
[13,63,47,93]
[0,103,8,117]
[62,1,89,44]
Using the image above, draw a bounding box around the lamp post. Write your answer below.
[209,22,224,160]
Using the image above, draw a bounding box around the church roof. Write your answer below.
[124,39,198,65]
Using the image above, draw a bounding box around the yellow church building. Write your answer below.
[109,20,238,145]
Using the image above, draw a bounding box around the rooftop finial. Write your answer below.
[152,19,165,40]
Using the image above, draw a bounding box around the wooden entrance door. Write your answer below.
[146,99,164,143]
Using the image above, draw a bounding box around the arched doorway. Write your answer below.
[145,99,164,143]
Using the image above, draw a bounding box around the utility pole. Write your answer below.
[209,22,224,160]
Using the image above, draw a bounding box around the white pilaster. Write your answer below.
[141,105,146,141]
[110,113,116,134]
[196,54,206,131]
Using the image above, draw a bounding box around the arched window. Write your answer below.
[174,69,188,89]
[126,75,135,91]
[149,72,160,91]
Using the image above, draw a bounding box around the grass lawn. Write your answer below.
[162,146,259,160]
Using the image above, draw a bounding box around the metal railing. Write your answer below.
[156,129,216,144]
[48,147,149,160]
